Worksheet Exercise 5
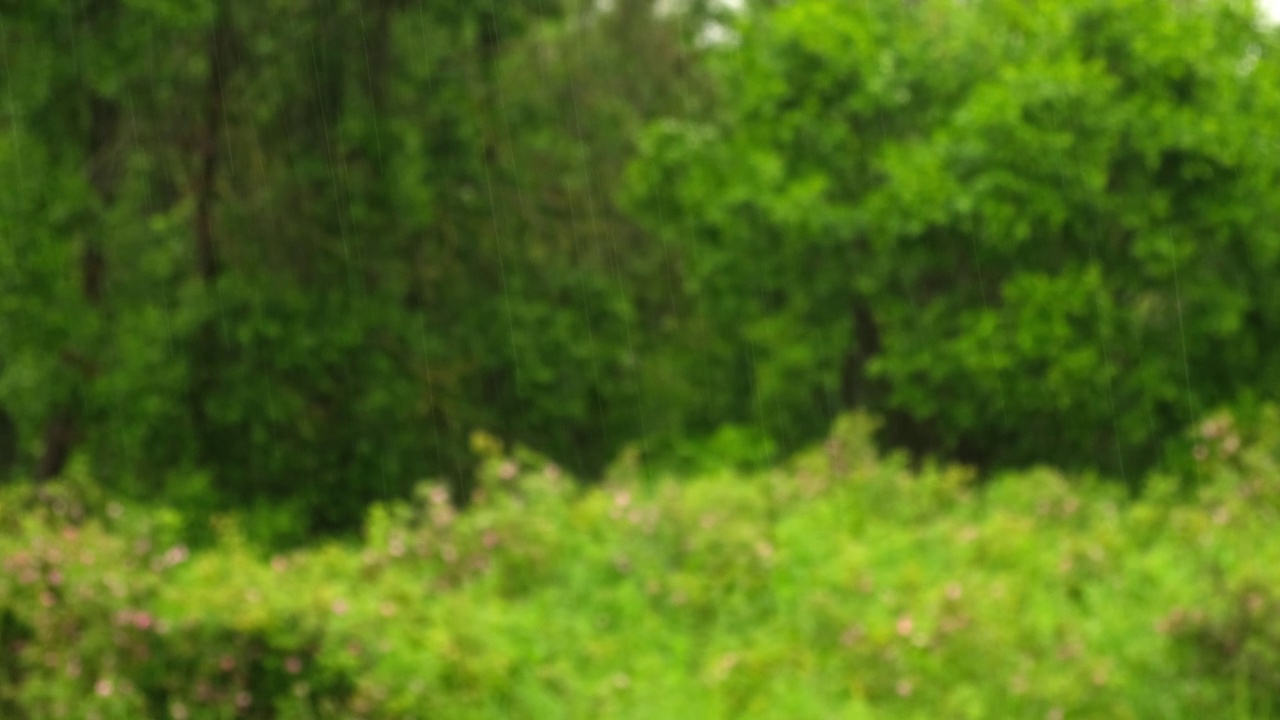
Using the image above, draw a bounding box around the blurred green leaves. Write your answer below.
[7,408,1280,716]
[625,0,1280,476]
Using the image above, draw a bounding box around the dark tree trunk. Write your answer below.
[36,410,78,480]
[189,1,236,477]
[195,1,232,282]
[840,298,882,409]
[37,23,121,479]
[0,408,19,481]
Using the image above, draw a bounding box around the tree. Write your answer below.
[625,0,1280,479]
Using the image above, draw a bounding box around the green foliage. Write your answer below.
[0,0,714,530]
[4,0,1280,541]
[7,410,1280,717]
[625,0,1280,477]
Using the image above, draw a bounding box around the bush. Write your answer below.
[6,410,1280,717]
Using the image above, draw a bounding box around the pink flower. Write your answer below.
[285,656,303,674]
[332,599,349,616]
[498,461,518,480]
[164,545,189,567]
[896,616,914,637]
[95,679,114,697]
[428,486,449,506]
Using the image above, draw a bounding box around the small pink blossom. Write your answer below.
[164,545,189,567]
[332,599,349,616]
[95,678,114,697]
[428,486,449,505]
[498,461,518,480]
[896,616,914,637]
[895,678,914,697]
[285,656,303,674]
[219,655,236,672]
[1201,418,1226,440]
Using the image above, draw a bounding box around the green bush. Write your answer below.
[7,410,1280,717]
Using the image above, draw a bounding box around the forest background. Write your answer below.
[5,0,1280,716]
[3,0,1279,538]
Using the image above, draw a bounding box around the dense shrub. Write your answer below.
[6,410,1280,718]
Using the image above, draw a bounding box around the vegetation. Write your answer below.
[624,0,1280,478]
[6,410,1280,718]
[4,0,1280,715]
[3,0,1279,535]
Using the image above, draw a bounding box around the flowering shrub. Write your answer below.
[5,410,1280,717]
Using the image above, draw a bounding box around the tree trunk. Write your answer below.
[840,298,882,409]
[195,1,232,282]
[36,42,121,480]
